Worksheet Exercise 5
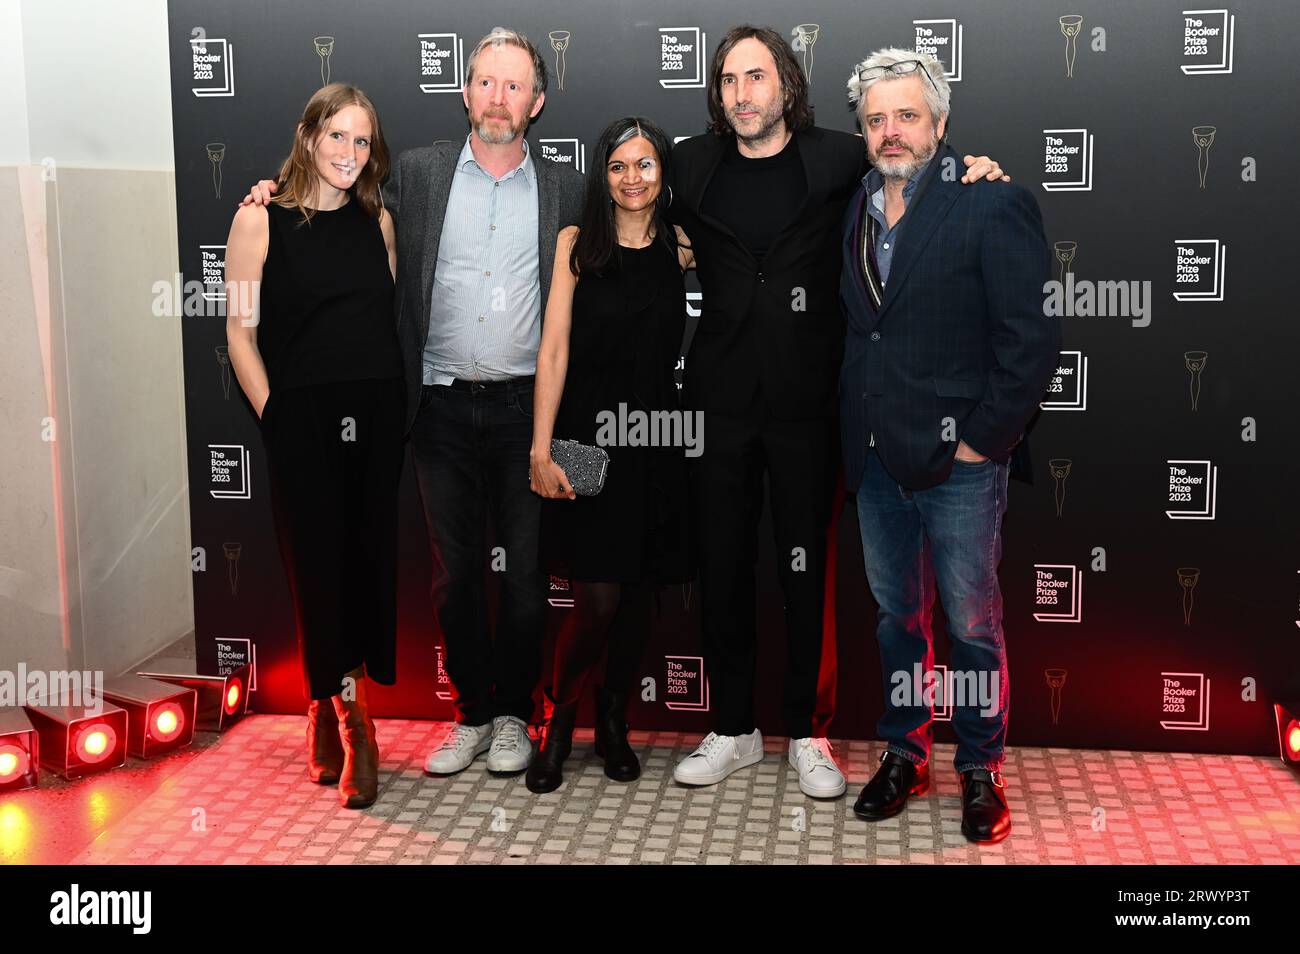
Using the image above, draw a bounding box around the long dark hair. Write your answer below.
[706,25,814,137]
[570,116,680,277]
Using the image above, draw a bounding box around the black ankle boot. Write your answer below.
[526,692,577,794]
[593,685,639,782]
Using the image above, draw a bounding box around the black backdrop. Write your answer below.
[168,0,1298,756]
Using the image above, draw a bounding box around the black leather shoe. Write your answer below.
[593,685,640,782]
[853,751,930,820]
[525,693,577,794]
[959,768,1012,843]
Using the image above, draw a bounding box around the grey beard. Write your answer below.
[475,118,521,145]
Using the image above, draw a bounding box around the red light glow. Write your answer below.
[75,723,116,764]
[225,681,242,714]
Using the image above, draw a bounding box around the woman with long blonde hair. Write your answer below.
[225,83,404,809]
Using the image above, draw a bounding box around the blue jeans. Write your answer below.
[855,447,1010,773]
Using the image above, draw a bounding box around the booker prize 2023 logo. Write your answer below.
[1166,460,1217,520]
[1173,239,1227,301]
[913,18,962,81]
[658,27,706,89]
[417,33,464,93]
[1033,564,1083,623]
[1041,129,1093,191]
[190,30,234,97]
[1181,9,1235,75]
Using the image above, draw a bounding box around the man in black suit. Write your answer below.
[840,49,1061,841]
[669,25,1004,798]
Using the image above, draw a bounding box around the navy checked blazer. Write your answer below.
[839,142,1062,493]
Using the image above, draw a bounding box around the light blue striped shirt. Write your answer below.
[423,135,541,385]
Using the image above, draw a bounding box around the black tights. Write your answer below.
[551,581,654,708]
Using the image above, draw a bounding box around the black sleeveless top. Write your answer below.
[258,198,402,391]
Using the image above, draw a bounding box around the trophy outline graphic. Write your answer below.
[1172,238,1227,301]
[538,138,586,174]
[548,31,570,91]
[205,143,226,199]
[1192,124,1216,189]
[1159,671,1210,731]
[1044,668,1068,725]
[913,19,963,81]
[190,37,235,97]
[215,345,232,400]
[1059,15,1083,78]
[790,23,820,82]
[1040,350,1088,411]
[1041,128,1094,191]
[1176,567,1200,625]
[314,36,335,86]
[1048,458,1072,517]
[1165,459,1217,520]
[1180,9,1235,75]
[417,33,464,93]
[658,27,708,89]
[1183,350,1208,410]
[222,541,242,596]
[1053,240,1077,282]
[199,244,226,301]
[663,654,710,711]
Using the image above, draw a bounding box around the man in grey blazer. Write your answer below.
[389,30,584,775]
[244,28,583,774]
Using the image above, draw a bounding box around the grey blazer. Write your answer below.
[382,139,586,434]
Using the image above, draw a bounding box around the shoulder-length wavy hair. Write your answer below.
[706,25,814,137]
[272,83,389,225]
[570,116,680,277]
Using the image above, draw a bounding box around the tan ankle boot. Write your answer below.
[306,698,344,784]
[331,667,379,809]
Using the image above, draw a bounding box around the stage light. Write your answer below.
[1273,700,1300,774]
[0,709,39,793]
[100,675,196,758]
[24,699,128,779]
[135,661,250,732]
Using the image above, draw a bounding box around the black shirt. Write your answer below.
[700,134,807,262]
[259,199,402,391]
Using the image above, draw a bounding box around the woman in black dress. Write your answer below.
[225,84,404,809]
[527,117,695,793]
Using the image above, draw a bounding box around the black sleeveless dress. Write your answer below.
[541,240,693,583]
[257,198,406,700]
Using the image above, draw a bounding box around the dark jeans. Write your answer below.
[409,378,544,725]
[690,393,838,739]
[855,447,1011,773]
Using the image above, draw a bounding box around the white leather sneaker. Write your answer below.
[788,737,846,798]
[424,721,492,774]
[672,729,764,786]
[486,715,533,773]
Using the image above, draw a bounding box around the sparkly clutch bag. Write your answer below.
[549,438,609,496]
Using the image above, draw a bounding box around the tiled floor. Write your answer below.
[64,716,1300,865]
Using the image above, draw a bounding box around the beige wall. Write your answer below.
[0,0,193,681]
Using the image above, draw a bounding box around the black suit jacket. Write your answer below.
[839,143,1061,492]
[671,126,867,419]
[382,140,585,434]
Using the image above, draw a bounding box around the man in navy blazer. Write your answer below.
[839,49,1060,843]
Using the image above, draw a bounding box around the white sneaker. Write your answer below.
[486,715,533,773]
[424,721,492,774]
[788,737,846,798]
[673,730,764,786]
